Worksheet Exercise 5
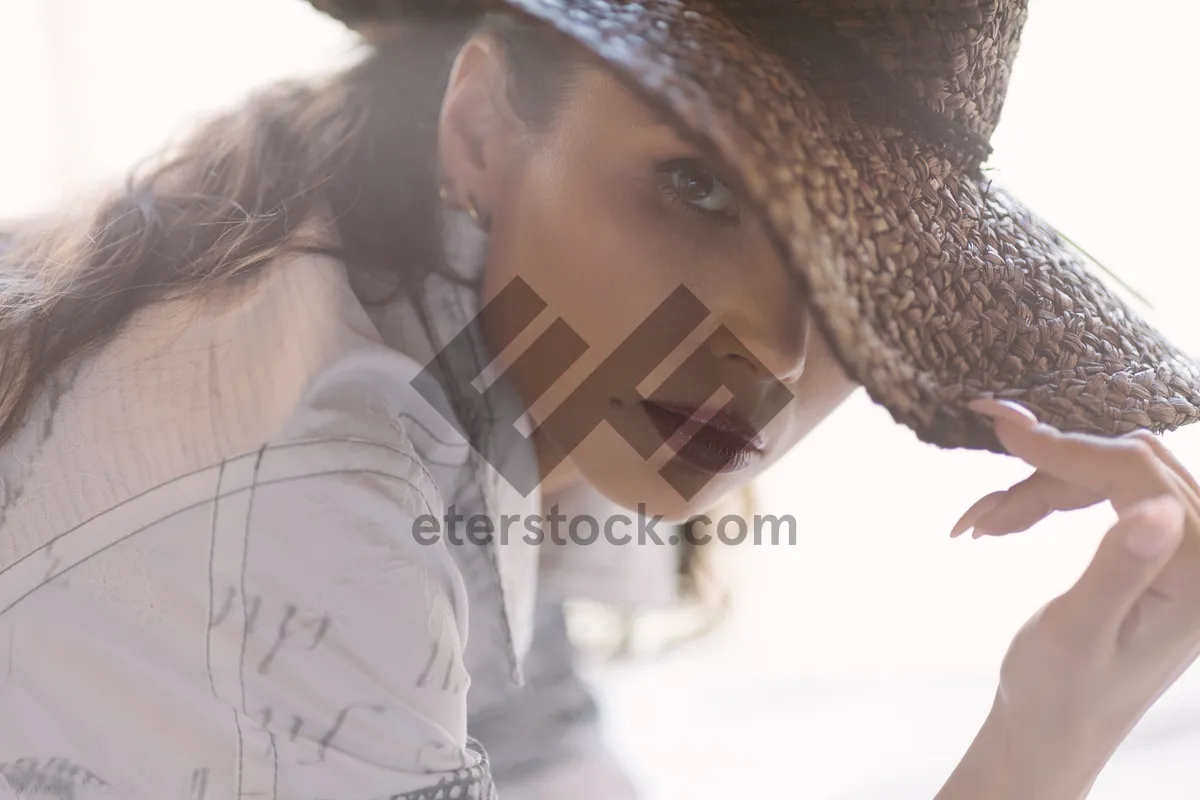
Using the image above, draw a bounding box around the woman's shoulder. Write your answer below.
[0,239,513,798]
[0,241,456,562]
[0,242,493,794]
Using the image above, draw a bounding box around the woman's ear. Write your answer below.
[437,34,524,221]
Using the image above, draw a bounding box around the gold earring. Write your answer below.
[466,195,490,232]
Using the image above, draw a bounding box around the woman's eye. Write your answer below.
[662,160,740,222]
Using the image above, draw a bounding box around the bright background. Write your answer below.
[3,1,1200,797]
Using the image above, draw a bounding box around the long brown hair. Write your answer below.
[0,12,578,448]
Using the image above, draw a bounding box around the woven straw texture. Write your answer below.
[310,0,1200,452]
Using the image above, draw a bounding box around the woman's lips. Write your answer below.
[639,400,765,474]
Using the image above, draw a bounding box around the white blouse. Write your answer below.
[0,208,678,799]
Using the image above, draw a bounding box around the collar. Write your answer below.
[364,206,542,693]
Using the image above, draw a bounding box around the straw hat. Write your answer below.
[309,0,1200,453]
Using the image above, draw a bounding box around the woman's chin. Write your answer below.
[578,465,735,524]
[558,430,742,522]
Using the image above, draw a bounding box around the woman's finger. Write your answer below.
[1059,495,1186,641]
[969,399,1178,511]
[950,473,1103,539]
[971,470,1104,538]
[1126,429,1200,503]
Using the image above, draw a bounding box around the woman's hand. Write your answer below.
[936,398,1200,799]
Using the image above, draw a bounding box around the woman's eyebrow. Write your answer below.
[626,111,690,139]
[627,107,702,147]
[615,89,674,128]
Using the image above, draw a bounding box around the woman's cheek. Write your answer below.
[554,214,687,353]
[781,331,858,441]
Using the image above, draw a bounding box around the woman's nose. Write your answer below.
[708,293,810,387]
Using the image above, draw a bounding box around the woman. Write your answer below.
[2,1,1200,798]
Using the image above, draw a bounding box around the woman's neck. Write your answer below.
[533,429,584,499]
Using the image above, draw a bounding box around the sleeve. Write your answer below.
[206,441,496,800]
[201,338,500,800]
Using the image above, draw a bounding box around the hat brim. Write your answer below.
[495,0,1200,451]
[317,0,1200,450]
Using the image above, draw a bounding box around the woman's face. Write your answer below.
[440,38,857,521]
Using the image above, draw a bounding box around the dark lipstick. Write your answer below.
[640,400,765,473]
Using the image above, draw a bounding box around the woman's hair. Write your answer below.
[0,9,727,638]
[0,12,579,448]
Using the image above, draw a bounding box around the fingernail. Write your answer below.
[968,398,1040,429]
[950,493,1006,538]
[1124,497,1186,558]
